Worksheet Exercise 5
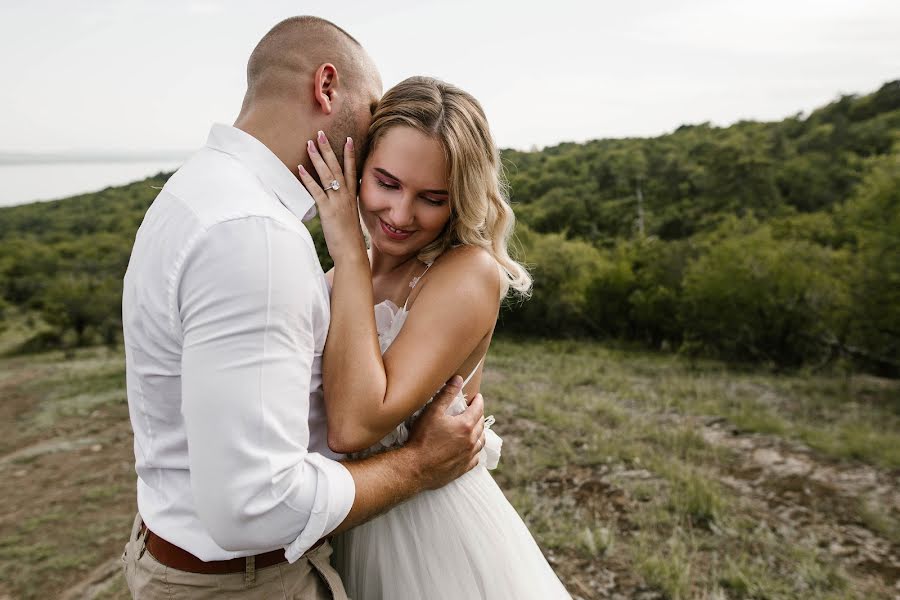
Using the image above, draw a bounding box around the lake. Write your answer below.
[0,160,185,208]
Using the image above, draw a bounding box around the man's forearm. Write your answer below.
[327,375,483,537]
[330,446,423,535]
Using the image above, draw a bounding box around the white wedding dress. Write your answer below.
[331,291,571,599]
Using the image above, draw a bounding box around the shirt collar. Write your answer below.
[205,123,317,222]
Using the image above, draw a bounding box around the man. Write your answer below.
[121,16,486,598]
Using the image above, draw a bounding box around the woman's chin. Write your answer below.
[373,239,418,257]
[371,234,428,258]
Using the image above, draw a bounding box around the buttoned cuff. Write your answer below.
[283,453,355,563]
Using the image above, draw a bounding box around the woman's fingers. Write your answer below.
[304,132,357,218]
[297,164,328,206]
[313,131,346,190]
[344,137,357,198]
[306,139,335,188]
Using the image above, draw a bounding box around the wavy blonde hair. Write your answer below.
[360,76,532,299]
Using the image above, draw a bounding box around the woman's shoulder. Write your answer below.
[404,244,501,328]
[427,245,501,297]
[436,244,498,276]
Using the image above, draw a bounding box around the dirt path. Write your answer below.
[0,402,135,599]
[496,404,900,599]
[539,464,664,600]
[59,558,123,600]
[0,364,42,455]
[698,417,900,592]
[3,347,898,599]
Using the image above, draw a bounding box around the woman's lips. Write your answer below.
[379,218,413,241]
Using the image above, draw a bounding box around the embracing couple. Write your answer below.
[121,16,570,599]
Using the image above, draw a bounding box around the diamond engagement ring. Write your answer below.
[326,179,340,191]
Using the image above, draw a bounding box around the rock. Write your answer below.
[752,447,782,466]
[616,469,653,480]
[829,542,854,557]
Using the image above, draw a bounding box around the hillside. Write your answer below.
[1,81,898,372]
[0,82,899,600]
[1,342,898,599]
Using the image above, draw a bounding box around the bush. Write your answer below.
[500,228,605,336]
[680,224,850,365]
[839,152,900,374]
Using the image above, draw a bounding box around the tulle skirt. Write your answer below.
[332,464,571,600]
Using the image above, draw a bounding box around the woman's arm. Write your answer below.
[299,133,501,453]
[327,246,500,453]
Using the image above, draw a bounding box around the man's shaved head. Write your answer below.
[243,16,375,105]
[235,16,381,181]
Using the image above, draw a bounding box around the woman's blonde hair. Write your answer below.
[360,76,531,299]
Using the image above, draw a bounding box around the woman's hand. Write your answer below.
[298,131,367,266]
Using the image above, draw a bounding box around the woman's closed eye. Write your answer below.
[375,178,445,206]
[375,178,399,190]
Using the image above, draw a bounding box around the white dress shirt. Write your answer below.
[122,123,355,563]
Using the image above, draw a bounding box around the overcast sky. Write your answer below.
[2,0,898,153]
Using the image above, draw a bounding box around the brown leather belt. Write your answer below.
[139,522,322,574]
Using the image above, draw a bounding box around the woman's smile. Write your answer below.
[359,126,452,257]
[378,218,414,240]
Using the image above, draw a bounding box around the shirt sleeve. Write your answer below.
[178,216,355,562]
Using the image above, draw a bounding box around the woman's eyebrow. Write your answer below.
[373,167,448,195]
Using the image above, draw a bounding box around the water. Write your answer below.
[0,160,185,208]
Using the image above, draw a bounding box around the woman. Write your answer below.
[298,76,570,599]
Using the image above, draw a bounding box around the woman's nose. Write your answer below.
[390,195,415,227]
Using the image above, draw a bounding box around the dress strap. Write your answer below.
[402,261,435,311]
[462,357,484,387]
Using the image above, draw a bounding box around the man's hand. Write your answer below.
[332,375,487,536]
[406,375,486,490]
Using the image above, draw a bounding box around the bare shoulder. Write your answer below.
[424,245,502,302]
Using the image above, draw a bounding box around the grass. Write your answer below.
[857,498,900,546]
[636,534,694,600]
[0,345,134,599]
[482,338,899,598]
[663,464,725,528]
[1,339,898,598]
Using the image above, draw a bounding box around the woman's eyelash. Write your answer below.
[375,179,398,190]
[374,177,445,205]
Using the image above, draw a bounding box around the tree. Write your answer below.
[839,151,900,373]
[41,274,121,347]
[681,224,850,365]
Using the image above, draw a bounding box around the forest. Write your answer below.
[1,80,898,374]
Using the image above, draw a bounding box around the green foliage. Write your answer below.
[502,227,604,335]
[839,152,900,373]
[0,174,168,351]
[499,81,898,373]
[506,81,899,246]
[42,274,121,347]
[680,222,851,365]
[583,243,637,339]
[1,82,898,373]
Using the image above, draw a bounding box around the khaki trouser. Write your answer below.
[122,514,350,599]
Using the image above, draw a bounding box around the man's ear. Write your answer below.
[313,63,338,115]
